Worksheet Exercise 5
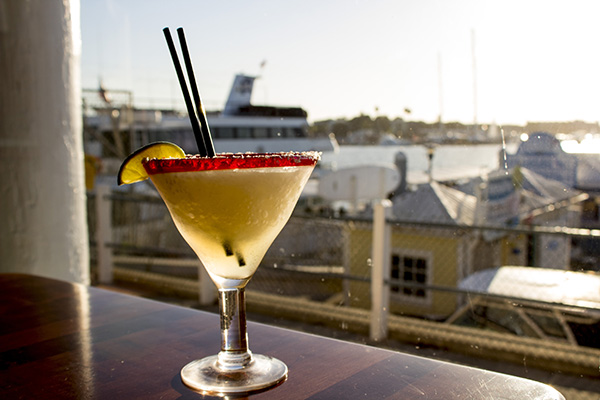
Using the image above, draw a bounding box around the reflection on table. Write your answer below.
[0,273,565,399]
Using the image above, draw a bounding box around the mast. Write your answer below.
[471,29,478,135]
[438,52,444,132]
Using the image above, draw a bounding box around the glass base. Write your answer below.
[181,354,288,396]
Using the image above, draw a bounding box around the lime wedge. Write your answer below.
[117,142,185,185]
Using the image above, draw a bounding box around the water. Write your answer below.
[320,143,518,183]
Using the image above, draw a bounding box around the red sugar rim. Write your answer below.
[143,152,320,174]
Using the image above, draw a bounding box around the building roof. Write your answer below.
[518,167,580,203]
[392,181,477,225]
[392,167,583,227]
[575,154,600,191]
[459,266,600,311]
[458,167,581,204]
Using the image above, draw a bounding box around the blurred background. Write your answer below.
[3,1,600,399]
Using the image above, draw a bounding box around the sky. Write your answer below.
[81,0,600,125]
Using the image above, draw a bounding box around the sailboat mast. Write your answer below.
[438,52,444,131]
[471,29,478,133]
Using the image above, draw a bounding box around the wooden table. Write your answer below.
[0,273,564,399]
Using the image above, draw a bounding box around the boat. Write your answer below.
[446,266,600,349]
[83,74,338,162]
[206,74,338,153]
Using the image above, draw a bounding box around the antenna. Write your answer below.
[438,52,443,131]
[471,29,478,133]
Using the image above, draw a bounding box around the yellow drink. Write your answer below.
[144,152,318,283]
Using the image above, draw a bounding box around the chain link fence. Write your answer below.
[88,185,600,398]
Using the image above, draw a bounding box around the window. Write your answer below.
[390,252,430,301]
[280,128,299,138]
[215,127,235,139]
[272,128,283,138]
[253,127,269,138]
[235,127,251,138]
[292,127,306,137]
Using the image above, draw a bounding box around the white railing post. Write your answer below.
[96,184,113,284]
[370,199,392,341]
[198,261,216,306]
[342,225,352,306]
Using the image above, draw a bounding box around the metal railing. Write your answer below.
[87,184,600,380]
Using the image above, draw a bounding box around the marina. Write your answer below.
[5,1,600,398]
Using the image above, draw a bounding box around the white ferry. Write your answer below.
[208,74,338,153]
[84,74,338,159]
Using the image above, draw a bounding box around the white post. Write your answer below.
[342,225,352,306]
[198,261,216,306]
[96,184,113,284]
[0,0,89,284]
[370,199,392,341]
[350,175,358,213]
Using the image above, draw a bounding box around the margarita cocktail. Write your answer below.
[118,143,319,395]
[144,153,317,286]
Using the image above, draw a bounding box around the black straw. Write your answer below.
[177,28,215,157]
[162,27,209,156]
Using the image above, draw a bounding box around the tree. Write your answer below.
[348,114,372,132]
[331,121,349,139]
[373,116,391,133]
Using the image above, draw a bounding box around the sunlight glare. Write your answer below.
[561,134,600,154]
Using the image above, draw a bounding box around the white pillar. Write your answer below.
[0,0,89,284]
[95,185,113,284]
[370,199,392,341]
[342,225,352,306]
[198,261,216,306]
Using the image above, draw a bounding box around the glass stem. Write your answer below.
[217,287,252,370]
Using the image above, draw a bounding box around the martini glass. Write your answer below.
[142,151,319,395]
